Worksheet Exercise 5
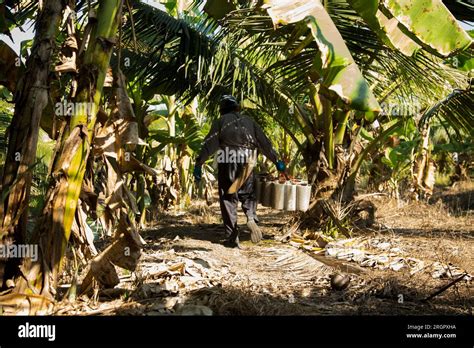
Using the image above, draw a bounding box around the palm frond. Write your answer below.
[119,1,218,99]
[421,83,474,136]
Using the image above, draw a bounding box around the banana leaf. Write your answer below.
[347,0,472,57]
[264,0,380,114]
[346,0,421,56]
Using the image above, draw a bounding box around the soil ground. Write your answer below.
[57,182,473,316]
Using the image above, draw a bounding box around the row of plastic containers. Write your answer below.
[255,178,311,212]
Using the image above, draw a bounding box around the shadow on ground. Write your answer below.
[141,222,276,248]
[430,188,474,216]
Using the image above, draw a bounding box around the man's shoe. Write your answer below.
[247,218,262,243]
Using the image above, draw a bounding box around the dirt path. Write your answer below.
[133,206,340,315]
[58,191,473,316]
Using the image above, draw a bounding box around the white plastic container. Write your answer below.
[296,184,311,212]
[272,182,285,210]
[284,183,297,211]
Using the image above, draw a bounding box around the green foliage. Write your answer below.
[5,0,472,219]
[447,30,474,72]
[147,108,205,154]
[381,141,415,180]
[358,118,417,192]
[20,39,33,60]
[431,126,474,178]
[120,1,218,100]
[348,0,472,58]
[304,15,380,113]
[420,86,474,136]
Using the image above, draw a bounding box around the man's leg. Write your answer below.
[239,172,257,221]
[218,162,240,246]
[238,172,262,243]
[218,189,239,239]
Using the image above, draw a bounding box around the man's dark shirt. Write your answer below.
[196,112,278,166]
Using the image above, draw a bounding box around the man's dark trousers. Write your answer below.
[217,161,257,242]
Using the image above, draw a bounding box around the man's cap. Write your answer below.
[219,95,239,111]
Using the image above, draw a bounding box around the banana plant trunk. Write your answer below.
[413,123,434,199]
[0,0,64,289]
[17,0,123,298]
[301,94,353,201]
[130,90,148,226]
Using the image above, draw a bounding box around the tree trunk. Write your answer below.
[0,0,64,289]
[16,0,123,298]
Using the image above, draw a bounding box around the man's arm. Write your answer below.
[196,119,220,166]
[254,121,278,164]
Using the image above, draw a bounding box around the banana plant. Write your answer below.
[146,96,206,209]
[369,119,419,198]
[0,0,65,290]
[13,0,124,299]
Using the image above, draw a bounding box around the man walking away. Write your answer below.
[193,95,286,248]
